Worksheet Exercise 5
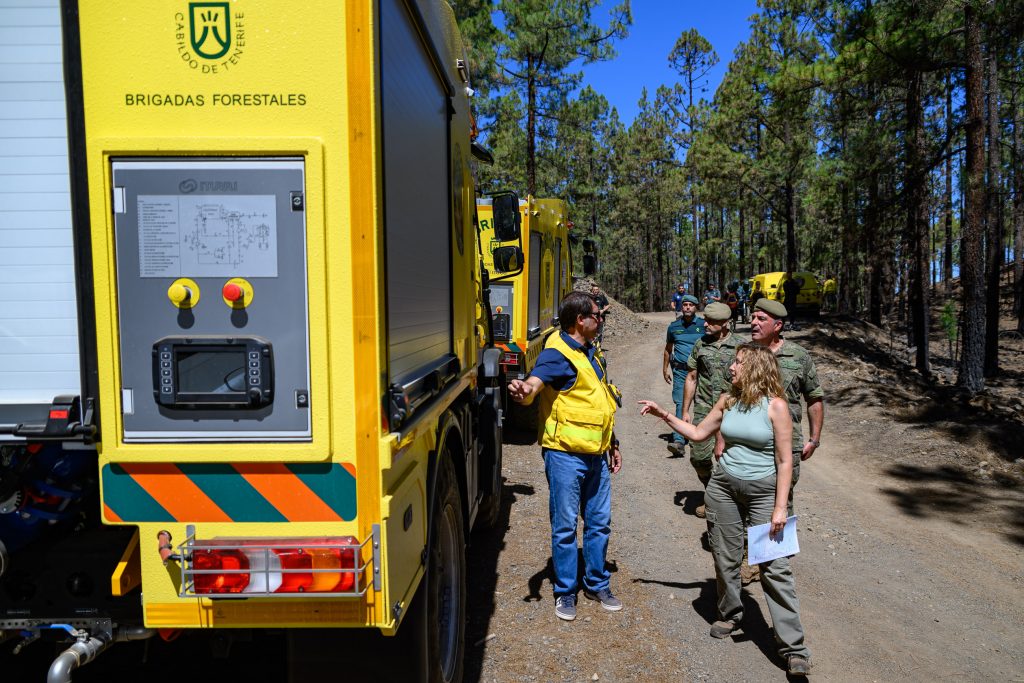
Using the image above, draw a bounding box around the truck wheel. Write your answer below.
[474,403,503,529]
[427,453,466,683]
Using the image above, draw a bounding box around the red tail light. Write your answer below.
[187,537,361,596]
[191,548,250,594]
[276,546,357,593]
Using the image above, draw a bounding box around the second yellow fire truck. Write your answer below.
[476,197,573,427]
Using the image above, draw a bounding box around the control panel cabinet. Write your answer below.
[111,159,311,442]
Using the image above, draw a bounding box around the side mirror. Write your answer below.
[492,193,520,241]
[492,246,522,273]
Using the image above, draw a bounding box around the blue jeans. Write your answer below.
[543,449,611,597]
[671,367,689,445]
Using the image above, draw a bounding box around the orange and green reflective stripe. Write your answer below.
[101,462,357,523]
[234,463,345,522]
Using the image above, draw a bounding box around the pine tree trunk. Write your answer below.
[905,69,931,372]
[739,198,747,281]
[984,41,1001,376]
[944,73,955,286]
[959,4,987,393]
[867,170,883,326]
[1014,89,1024,331]
[526,62,536,197]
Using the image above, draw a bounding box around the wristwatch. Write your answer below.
[808,438,820,447]
[611,439,620,448]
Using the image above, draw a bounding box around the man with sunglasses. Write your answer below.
[508,291,622,622]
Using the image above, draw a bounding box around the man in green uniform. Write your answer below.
[747,299,824,509]
[663,295,704,456]
[682,302,745,518]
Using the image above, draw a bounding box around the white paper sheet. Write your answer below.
[747,515,800,565]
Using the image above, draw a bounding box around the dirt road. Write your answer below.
[465,312,1024,682]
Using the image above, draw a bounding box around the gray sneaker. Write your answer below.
[554,595,576,621]
[583,588,623,612]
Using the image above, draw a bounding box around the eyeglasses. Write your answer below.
[584,311,604,320]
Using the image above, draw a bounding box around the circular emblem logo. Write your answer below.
[174,2,245,74]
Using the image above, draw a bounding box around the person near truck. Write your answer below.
[663,295,704,456]
[670,283,687,318]
[638,343,812,677]
[591,283,611,343]
[724,283,741,331]
[781,271,802,331]
[822,276,838,313]
[703,282,721,309]
[508,291,622,622]
[682,302,744,519]
[747,298,824,513]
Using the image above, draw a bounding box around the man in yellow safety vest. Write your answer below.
[508,290,621,622]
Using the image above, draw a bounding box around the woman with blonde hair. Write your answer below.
[639,343,811,676]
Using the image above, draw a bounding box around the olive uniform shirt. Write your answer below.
[774,339,824,451]
[687,333,747,418]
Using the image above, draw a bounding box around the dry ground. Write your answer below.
[464,311,1024,682]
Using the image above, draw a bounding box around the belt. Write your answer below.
[670,359,687,369]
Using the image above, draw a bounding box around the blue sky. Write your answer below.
[580,1,761,126]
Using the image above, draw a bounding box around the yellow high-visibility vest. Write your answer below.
[537,334,617,454]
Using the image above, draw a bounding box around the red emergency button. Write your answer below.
[223,283,244,302]
[221,278,253,308]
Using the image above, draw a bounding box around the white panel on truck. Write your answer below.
[0,3,80,406]
[527,231,542,334]
[381,0,452,383]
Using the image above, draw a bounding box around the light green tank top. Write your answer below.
[719,397,776,480]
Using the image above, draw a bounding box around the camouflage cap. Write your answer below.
[703,302,732,321]
[754,298,788,318]
[681,294,699,305]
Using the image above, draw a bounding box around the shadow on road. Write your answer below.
[881,463,1024,546]
[464,480,533,682]
[674,489,705,515]
[629,578,795,673]
[631,577,718,625]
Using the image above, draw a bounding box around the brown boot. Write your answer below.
[695,504,706,518]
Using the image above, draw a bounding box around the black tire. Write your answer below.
[426,454,466,683]
[474,401,503,529]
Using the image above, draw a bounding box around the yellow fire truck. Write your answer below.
[0,1,508,680]
[476,197,572,426]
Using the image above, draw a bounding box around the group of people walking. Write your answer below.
[508,285,824,677]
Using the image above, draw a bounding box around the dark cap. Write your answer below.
[754,298,788,318]
[681,294,699,305]
[703,302,732,321]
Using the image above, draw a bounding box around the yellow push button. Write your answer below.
[167,278,199,308]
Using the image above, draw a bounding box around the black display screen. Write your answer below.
[175,347,247,394]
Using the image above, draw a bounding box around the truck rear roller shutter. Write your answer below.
[0,5,82,421]
[381,0,452,385]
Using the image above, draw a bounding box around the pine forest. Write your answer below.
[453,0,1024,393]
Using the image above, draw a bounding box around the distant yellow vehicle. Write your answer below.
[751,271,822,315]
[477,196,572,425]
[477,196,572,377]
